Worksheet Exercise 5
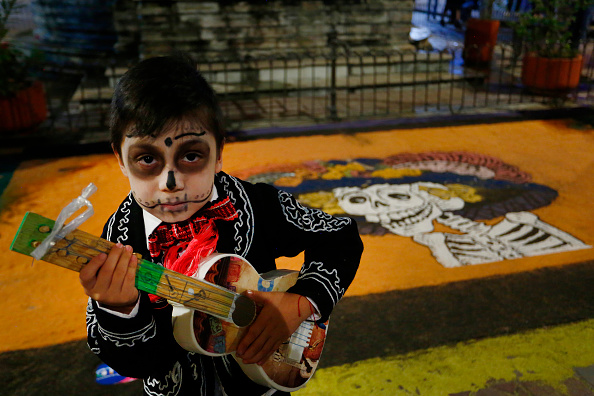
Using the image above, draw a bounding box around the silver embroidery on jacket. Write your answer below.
[85,298,101,354]
[97,317,157,347]
[278,190,351,232]
[106,193,132,243]
[298,261,345,306]
[219,173,254,256]
[144,361,182,396]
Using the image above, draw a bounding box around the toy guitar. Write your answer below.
[9,184,328,392]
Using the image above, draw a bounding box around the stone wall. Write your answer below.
[113,0,414,60]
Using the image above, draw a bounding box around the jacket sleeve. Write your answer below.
[256,183,363,322]
[86,293,181,379]
[84,220,182,379]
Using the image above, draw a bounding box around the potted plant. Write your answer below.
[0,0,47,132]
[514,0,591,92]
[463,0,501,66]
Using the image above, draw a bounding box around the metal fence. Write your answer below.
[213,44,594,127]
[5,0,593,144]
[5,39,594,144]
[27,40,593,143]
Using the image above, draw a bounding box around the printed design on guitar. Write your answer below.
[171,253,329,392]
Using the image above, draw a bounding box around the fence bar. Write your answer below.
[12,40,592,138]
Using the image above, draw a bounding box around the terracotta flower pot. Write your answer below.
[463,18,500,67]
[521,53,583,92]
[0,81,48,132]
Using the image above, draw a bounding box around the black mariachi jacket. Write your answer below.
[86,171,363,396]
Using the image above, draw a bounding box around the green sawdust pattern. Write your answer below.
[296,319,594,395]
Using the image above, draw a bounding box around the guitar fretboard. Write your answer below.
[136,259,236,320]
[11,212,254,326]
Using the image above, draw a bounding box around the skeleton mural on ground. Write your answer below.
[332,182,588,267]
[237,151,591,268]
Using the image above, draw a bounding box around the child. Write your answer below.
[79,53,363,395]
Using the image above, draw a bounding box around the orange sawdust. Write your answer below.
[1,119,593,353]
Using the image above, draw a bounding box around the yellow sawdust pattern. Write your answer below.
[295,319,594,395]
[1,119,593,352]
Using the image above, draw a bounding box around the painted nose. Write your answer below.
[166,171,176,190]
[160,170,183,192]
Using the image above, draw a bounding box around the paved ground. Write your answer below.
[1,114,594,395]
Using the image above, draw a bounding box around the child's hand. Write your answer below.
[236,291,314,365]
[79,243,139,314]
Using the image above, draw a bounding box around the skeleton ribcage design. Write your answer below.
[416,212,590,267]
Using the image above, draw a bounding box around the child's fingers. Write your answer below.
[106,245,140,307]
[245,290,267,305]
[237,321,261,358]
[118,249,139,304]
[237,291,268,355]
[240,326,283,364]
[260,340,285,365]
[94,243,125,292]
[79,252,107,289]
[237,291,304,364]
[237,312,278,362]
[125,254,138,290]
[252,337,280,366]
[111,245,133,290]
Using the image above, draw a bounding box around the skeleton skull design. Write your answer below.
[332,182,590,268]
[333,183,465,236]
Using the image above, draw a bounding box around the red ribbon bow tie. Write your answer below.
[147,196,238,259]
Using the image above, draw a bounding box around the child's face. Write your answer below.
[115,120,223,223]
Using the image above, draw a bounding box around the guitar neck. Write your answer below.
[10,212,254,327]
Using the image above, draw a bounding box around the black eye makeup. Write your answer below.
[175,140,210,170]
[124,126,214,179]
[126,143,163,177]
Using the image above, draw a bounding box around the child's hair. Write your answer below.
[110,53,226,156]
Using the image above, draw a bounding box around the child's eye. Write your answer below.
[138,155,156,166]
[183,152,202,162]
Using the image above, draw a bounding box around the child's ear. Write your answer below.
[112,144,129,178]
[215,148,223,174]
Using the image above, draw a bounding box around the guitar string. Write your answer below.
[55,238,240,318]
[137,260,236,317]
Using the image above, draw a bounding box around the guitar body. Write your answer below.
[171,253,328,392]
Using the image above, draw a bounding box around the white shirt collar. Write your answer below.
[142,185,219,247]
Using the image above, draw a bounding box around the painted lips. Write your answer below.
[159,202,189,212]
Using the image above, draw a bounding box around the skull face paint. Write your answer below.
[333,183,465,236]
[115,119,223,223]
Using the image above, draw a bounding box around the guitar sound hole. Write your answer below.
[232,295,257,327]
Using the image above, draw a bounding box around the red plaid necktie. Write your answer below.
[148,196,238,260]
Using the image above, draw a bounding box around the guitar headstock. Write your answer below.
[11,212,56,258]
[10,212,114,272]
